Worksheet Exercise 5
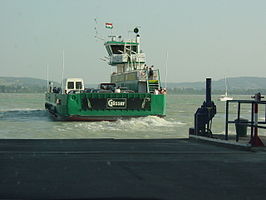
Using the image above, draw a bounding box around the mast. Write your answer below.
[46,64,49,92]
[164,51,168,89]
[225,77,228,96]
[61,50,65,94]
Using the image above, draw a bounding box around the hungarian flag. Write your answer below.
[105,23,113,29]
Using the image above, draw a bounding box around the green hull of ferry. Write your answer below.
[45,92,166,121]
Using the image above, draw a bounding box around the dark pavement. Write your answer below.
[1,139,266,200]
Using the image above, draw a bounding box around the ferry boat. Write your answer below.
[45,27,166,121]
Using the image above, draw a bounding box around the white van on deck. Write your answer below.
[64,78,84,94]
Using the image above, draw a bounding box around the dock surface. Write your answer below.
[1,138,266,200]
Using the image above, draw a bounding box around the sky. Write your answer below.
[0,0,266,84]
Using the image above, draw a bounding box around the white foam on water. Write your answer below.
[67,116,186,137]
[177,110,186,113]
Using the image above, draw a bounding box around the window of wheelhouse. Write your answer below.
[125,45,137,54]
[67,82,74,89]
[76,82,82,89]
[110,45,124,54]
[131,45,137,53]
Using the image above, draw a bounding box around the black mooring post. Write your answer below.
[193,78,216,137]
[206,78,211,106]
[225,100,229,140]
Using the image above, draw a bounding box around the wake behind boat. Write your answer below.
[45,27,166,121]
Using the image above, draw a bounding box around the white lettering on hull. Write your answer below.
[107,98,127,109]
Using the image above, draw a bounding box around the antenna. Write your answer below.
[225,77,229,96]
[46,64,49,92]
[99,58,108,62]
[164,51,169,89]
[94,18,105,41]
[94,18,98,35]
[61,50,65,94]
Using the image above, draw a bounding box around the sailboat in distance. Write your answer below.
[218,77,233,102]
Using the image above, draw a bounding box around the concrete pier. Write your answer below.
[1,138,266,200]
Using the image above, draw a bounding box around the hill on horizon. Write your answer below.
[0,77,97,89]
[0,77,48,87]
[166,77,266,90]
[1,76,266,92]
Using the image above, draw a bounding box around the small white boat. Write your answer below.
[218,78,233,102]
[218,93,233,101]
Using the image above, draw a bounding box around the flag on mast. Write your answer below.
[105,23,113,29]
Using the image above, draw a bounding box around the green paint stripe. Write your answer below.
[105,41,139,45]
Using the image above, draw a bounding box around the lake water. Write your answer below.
[0,93,263,139]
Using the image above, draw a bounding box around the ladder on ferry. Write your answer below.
[148,80,160,93]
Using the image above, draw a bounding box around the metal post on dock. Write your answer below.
[235,102,241,142]
[249,93,264,147]
[251,102,254,139]
[206,78,212,107]
[225,100,229,140]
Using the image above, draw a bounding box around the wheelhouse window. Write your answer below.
[111,45,124,54]
[76,82,82,89]
[67,82,74,89]
[131,45,137,53]
[126,45,137,54]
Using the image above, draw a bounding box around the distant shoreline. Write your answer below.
[1,76,266,95]
[0,89,265,95]
[167,88,266,95]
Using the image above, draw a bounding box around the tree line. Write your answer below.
[0,85,46,93]
[167,88,266,95]
[1,84,266,95]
